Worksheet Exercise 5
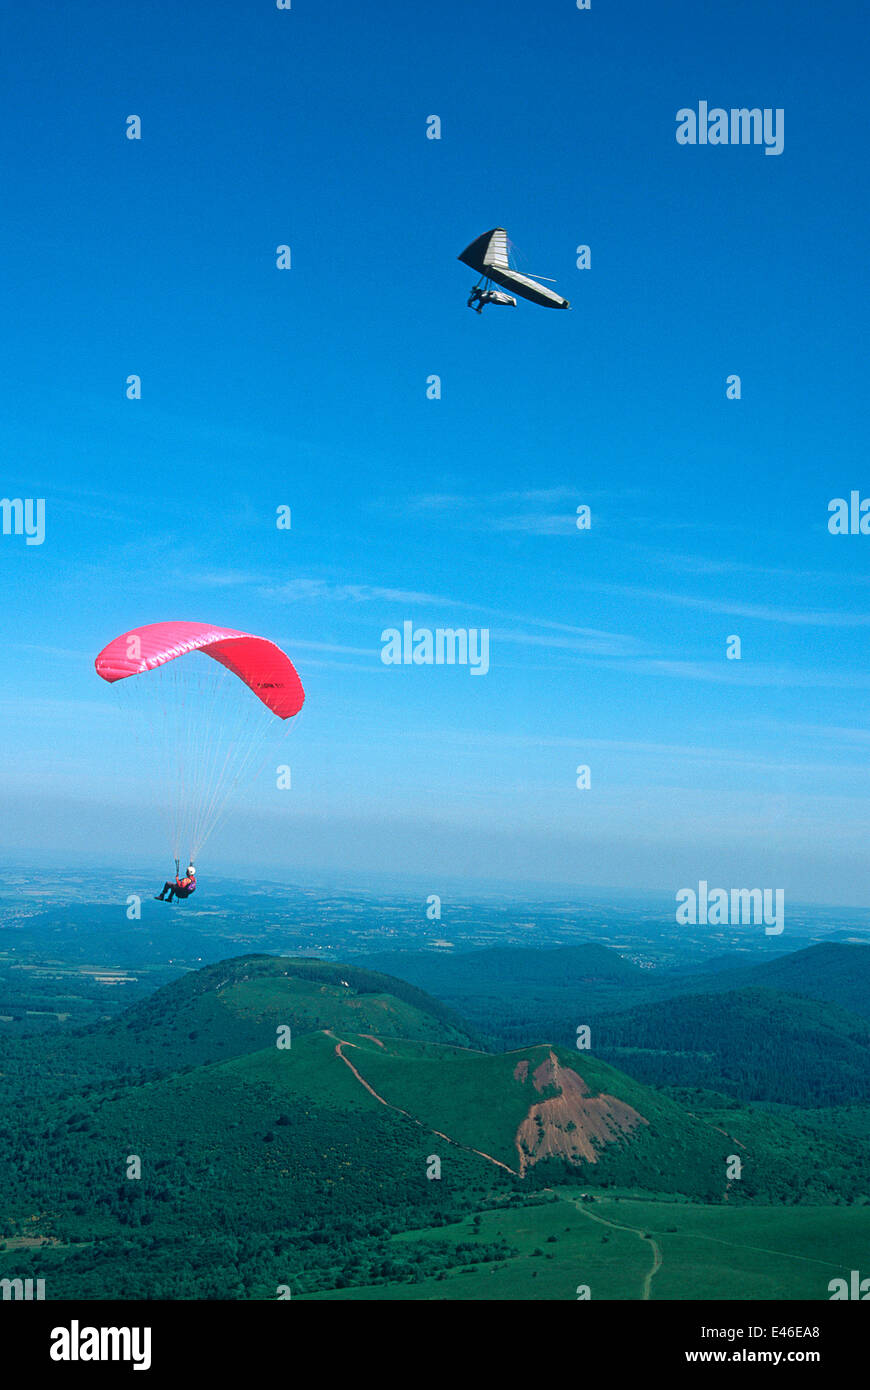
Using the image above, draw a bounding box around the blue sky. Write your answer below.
[1,0,869,903]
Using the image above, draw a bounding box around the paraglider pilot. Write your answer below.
[155,862,197,902]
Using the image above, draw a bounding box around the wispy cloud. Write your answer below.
[486,512,579,535]
[391,493,474,515]
[289,638,378,657]
[8,643,92,661]
[628,545,870,589]
[609,657,870,689]
[378,485,614,531]
[755,719,870,745]
[495,628,642,657]
[151,559,868,677]
[164,566,458,609]
[163,563,650,660]
[192,568,268,588]
[495,486,586,503]
[583,582,870,628]
[258,579,455,606]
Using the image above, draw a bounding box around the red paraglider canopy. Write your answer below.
[94,621,305,719]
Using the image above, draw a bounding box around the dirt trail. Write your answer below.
[325,1030,520,1176]
[568,1197,662,1301]
[569,1192,845,1299]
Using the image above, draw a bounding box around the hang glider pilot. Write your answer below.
[467,285,517,313]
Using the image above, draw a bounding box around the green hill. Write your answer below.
[368,941,644,990]
[679,943,870,1019]
[594,987,870,1106]
[102,953,478,1063]
[312,1034,728,1192]
[366,941,870,1054]
[366,942,654,1050]
[4,954,870,1301]
[0,954,477,1106]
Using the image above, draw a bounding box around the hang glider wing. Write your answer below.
[458,227,570,309]
[458,227,512,274]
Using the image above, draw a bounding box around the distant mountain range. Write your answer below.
[677,942,870,1019]
[367,941,870,1057]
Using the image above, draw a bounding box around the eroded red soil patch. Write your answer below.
[514,1050,648,1174]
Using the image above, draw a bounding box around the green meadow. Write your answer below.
[304,1194,870,1301]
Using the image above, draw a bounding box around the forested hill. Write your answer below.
[368,942,644,988]
[110,954,478,1054]
[677,943,870,1019]
[594,987,870,1106]
[364,941,870,1052]
[0,955,478,1102]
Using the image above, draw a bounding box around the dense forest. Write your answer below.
[593,989,870,1106]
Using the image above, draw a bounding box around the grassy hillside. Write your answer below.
[303,1194,650,1301]
[3,953,869,1300]
[304,1195,870,1301]
[107,954,477,1058]
[0,953,477,1108]
[337,1035,729,1195]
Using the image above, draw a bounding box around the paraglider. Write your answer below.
[95,621,305,885]
[458,227,570,312]
[155,864,197,903]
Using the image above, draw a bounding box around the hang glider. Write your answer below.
[458,227,570,312]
